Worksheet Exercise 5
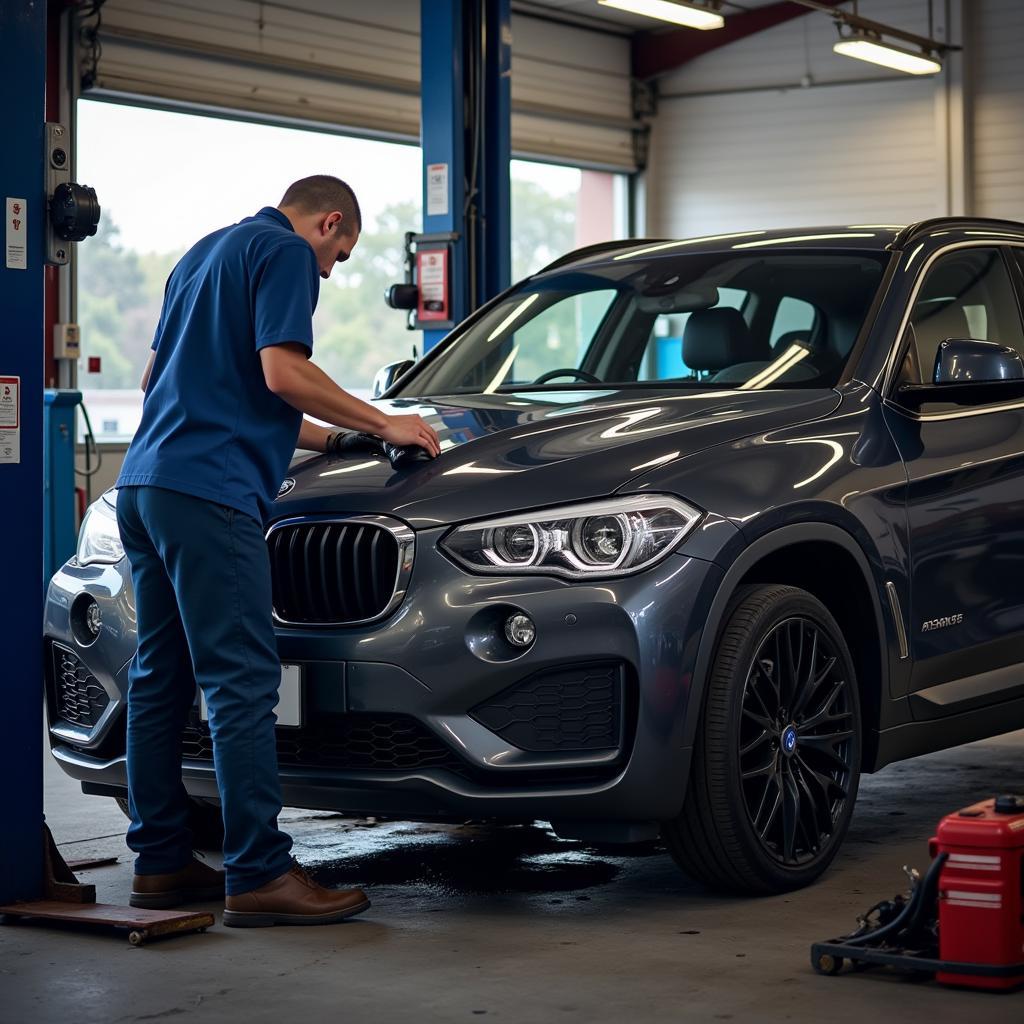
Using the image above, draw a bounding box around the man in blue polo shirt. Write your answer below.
[115,175,439,927]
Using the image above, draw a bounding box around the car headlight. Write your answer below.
[77,496,125,566]
[440,495,701,579]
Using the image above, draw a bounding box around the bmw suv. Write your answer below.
[44,217,1024,894]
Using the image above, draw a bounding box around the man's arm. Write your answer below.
[261,344,440,456]
[296,418,332,452]
[140,351,156,393]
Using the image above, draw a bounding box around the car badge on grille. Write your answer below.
[277,478,295,498]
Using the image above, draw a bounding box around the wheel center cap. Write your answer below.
[781,725,799,756]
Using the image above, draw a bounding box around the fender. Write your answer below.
[675,522,889,793]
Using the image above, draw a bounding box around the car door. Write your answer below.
[881,245,1024,718]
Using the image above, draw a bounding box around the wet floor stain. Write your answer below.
[292,820,667,896]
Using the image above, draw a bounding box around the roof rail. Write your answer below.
[892,216,1024,249]
[535,238,668,275]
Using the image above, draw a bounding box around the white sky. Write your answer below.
[77,100,581,253]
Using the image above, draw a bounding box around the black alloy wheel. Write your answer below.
[663,584,862,894]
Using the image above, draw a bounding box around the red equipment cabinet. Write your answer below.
[933,795,1024,991]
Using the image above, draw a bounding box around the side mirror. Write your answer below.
[933,339,1024,384]
[372,359,415,399]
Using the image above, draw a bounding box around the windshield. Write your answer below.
[401,250,888,397]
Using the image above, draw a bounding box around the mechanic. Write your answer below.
[114,175,440,927]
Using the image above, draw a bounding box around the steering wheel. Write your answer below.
[531,368,602,385]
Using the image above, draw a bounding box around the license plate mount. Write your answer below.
[199,664,304,729]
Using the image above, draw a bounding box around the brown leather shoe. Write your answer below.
[130,856,226,909]
[222,862,369,927]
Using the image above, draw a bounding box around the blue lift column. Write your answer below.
[0,1,47,903]
[420,0,511,352]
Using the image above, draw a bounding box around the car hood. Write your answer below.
[273,388,840,528]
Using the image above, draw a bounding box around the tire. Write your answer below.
[115,795,225,852]
[664,584,862,894]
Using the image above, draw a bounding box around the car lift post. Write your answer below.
[0,0,47,905]
[420,0,511,352]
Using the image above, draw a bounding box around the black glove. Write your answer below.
[327,431,433,469]
[326,431,383,455]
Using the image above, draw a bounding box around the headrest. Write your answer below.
[914,302,971,350]
[683,308,765,372]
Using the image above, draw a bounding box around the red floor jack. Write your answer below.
[811,795,1024,991]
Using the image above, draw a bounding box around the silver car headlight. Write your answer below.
[77,495,125,566]
[440,495,701,579]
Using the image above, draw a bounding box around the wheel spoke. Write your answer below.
[742,706,774,732]
[754,776,782,839]
[742,759,776,782]
[791,631,822,718]
[740,730,773,758]
[796,753,848,804]
[793,761,829,846]
[781,767,800,862]
[799,680,848,731]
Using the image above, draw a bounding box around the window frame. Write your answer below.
[885,241,1024,419]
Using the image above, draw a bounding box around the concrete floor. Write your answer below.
[4,734,1024,1023]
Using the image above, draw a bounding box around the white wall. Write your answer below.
[644,0,1020,236]
[972,0,1024,221]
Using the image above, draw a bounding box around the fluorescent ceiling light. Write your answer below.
[598,0,724,31]
[833,35,941,75]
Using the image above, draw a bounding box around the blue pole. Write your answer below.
[420,0,467,353]
[479,0,511,305]
[420,0,510,352]
[0,0,46,903]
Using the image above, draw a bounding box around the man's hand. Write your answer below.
[380,414,441,457]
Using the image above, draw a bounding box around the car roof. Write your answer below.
[539,217,1024,274]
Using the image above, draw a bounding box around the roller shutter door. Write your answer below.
[86,1,637,171]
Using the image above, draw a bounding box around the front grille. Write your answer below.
[470,661,624,753]
[182,712,463,773]
[50,643,110,729]
[267,519,402,625]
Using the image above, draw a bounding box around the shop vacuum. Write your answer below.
[812,795,1024,991]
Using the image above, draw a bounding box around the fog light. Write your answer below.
[505,613,536,648]
[85,601,102,637]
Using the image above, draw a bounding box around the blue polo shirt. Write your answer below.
[117,207,320,521]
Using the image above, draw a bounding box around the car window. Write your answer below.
[770,296,818,348]
[902,248,1024,384]
[407,252,888,396]
[638,287,747,382]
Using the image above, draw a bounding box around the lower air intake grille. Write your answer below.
[267,519,403,626]
[182,712,463,773]
[51,643,110,729]
[470,661,624,753]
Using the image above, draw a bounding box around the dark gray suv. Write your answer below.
[45,218,1024,893]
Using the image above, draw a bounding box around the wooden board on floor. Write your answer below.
[0,901,214,945]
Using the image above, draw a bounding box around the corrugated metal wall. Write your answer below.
[645,0,946,236]
[972,0,1024,221]
[87,0,637,170]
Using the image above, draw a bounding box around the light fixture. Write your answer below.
[833,31,941,75]
[598,0,724,31]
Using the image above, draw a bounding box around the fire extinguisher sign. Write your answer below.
[0,376,20,464]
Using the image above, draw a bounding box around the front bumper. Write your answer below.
[44,529,723,822]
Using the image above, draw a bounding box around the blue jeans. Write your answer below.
[116,485,293,895]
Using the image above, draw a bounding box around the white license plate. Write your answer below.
[199,664,303,728]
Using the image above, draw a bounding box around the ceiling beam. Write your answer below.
[633,0,848,81]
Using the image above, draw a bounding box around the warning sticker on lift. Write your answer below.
[0,376,20,464]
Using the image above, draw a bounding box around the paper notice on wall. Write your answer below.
[6,198,27,270]
[0,376,20,464]
[426,163,449,217]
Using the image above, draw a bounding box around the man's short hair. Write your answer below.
[280,175,362,236]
